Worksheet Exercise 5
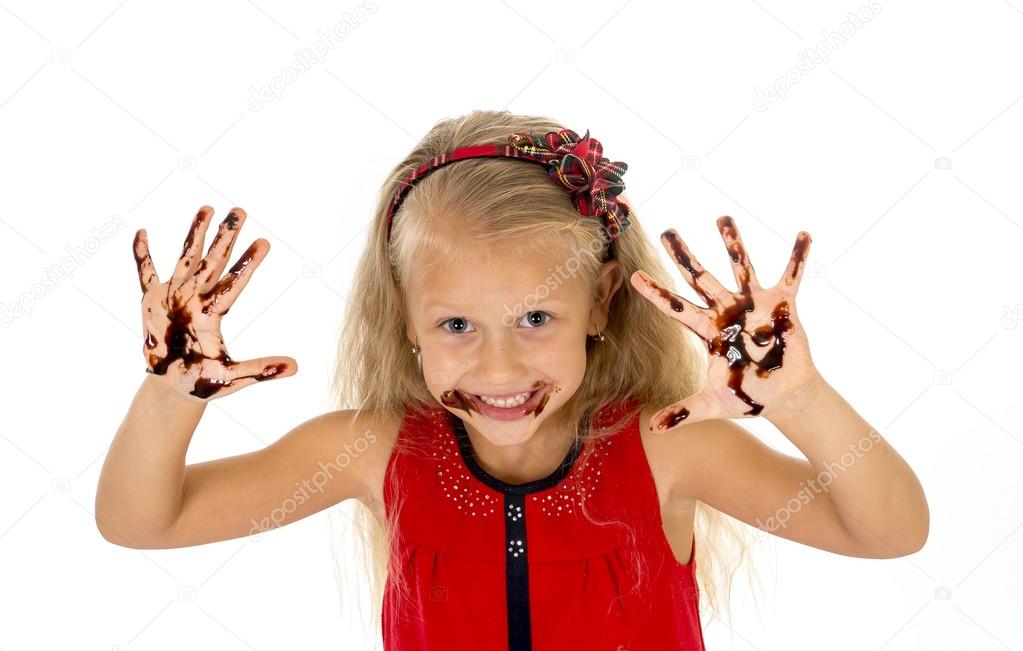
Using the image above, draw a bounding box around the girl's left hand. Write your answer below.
[631,216,821,431]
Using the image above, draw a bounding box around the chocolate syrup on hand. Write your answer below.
[134,207,290,400]
[654,217,811,430]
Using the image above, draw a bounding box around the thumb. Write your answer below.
[650,391,718,432]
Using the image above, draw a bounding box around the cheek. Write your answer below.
[423,367,456,389]
[533,340,585,370]
[535,327,589,363]
[418,342,481,390]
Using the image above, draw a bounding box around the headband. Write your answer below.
[384,128,633,248]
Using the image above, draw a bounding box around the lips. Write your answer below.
[440,381,553,419]
[468,386,545,420]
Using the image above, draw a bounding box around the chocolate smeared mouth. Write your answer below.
[441,381,554,418]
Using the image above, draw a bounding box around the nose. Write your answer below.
[472,331,527,385]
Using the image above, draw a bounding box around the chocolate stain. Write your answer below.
[649,220,810,430]
[441,380,555,418]
[135,208,289,400]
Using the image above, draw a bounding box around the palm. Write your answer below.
[141,273,229,374]
[631,216,818,429]
[134,206,297,400]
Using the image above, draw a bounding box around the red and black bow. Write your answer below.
[508,128,632,240]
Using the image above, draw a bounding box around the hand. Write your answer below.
[630,216,820,430]
[132,205,298,401]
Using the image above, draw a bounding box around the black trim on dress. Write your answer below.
[447,412,586,651]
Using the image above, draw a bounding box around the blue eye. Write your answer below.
[439,317,474,334]
[438,311,553,335]
[520,311,552,328]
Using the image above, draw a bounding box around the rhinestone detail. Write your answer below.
[531,437,613,517]
[508,539,525,557]
[427,411,615,518]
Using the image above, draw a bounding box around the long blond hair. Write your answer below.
[327,109,760,646]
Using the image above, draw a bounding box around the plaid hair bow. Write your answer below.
[508,128,632,240]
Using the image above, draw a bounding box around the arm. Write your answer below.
[631,217,928,559]
[95,372,206,546]
[761,373,929,556]
[663,374,929,559]
[95,372,385,549]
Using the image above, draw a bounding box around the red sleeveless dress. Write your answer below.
[382,398,706,650]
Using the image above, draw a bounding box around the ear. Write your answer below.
[589,260,625,335]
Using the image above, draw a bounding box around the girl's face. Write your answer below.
[403,243,623,448]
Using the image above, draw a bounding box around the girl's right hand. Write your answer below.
[132,205,298,401]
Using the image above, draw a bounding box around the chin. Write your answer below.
[463,415,541,447]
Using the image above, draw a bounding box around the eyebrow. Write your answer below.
[424,298,569,311]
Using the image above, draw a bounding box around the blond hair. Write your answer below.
[327,109,760,645]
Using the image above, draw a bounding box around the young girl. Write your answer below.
[96,109,930,650]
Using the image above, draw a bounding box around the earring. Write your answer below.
[411,342,422,370]
[591,323,606,342]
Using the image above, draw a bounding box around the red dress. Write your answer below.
[382,398,706,650]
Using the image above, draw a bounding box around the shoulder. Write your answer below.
[340,408,405,519]
[635,402,736,505]
[281,408,403,504]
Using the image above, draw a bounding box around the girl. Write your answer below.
[96,109,930,650]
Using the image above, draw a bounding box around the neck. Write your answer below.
[461,416,579,485]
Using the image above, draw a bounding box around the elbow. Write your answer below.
[910,526,929,555]
[95,518,144,549]
[906,507,931,555]
[878,502,931,558]
[94,491,179,549]
[872,478,931,558]
[839,502,930,559]
[900,492,931,556]
[95,512,168,550]
[883,521,929,558]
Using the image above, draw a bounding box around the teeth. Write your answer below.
[477,390,532,408]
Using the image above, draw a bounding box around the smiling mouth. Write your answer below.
[439,382,552,417]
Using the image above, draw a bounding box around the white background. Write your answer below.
[1,1,1021,649]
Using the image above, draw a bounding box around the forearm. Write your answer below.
[95,373,207,545]
[764,373,930,555]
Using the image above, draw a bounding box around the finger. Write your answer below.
[631,270,717,343]
[197,207,248,293]
[201,239,269,316]
[171,206,215,286]
[193,356,298,400]
[660,229,732,309]
[133,229,160,294]
[650,391,720,432]
[226,356,297,383]
[778,231,812,296]
[716,216,761,293]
